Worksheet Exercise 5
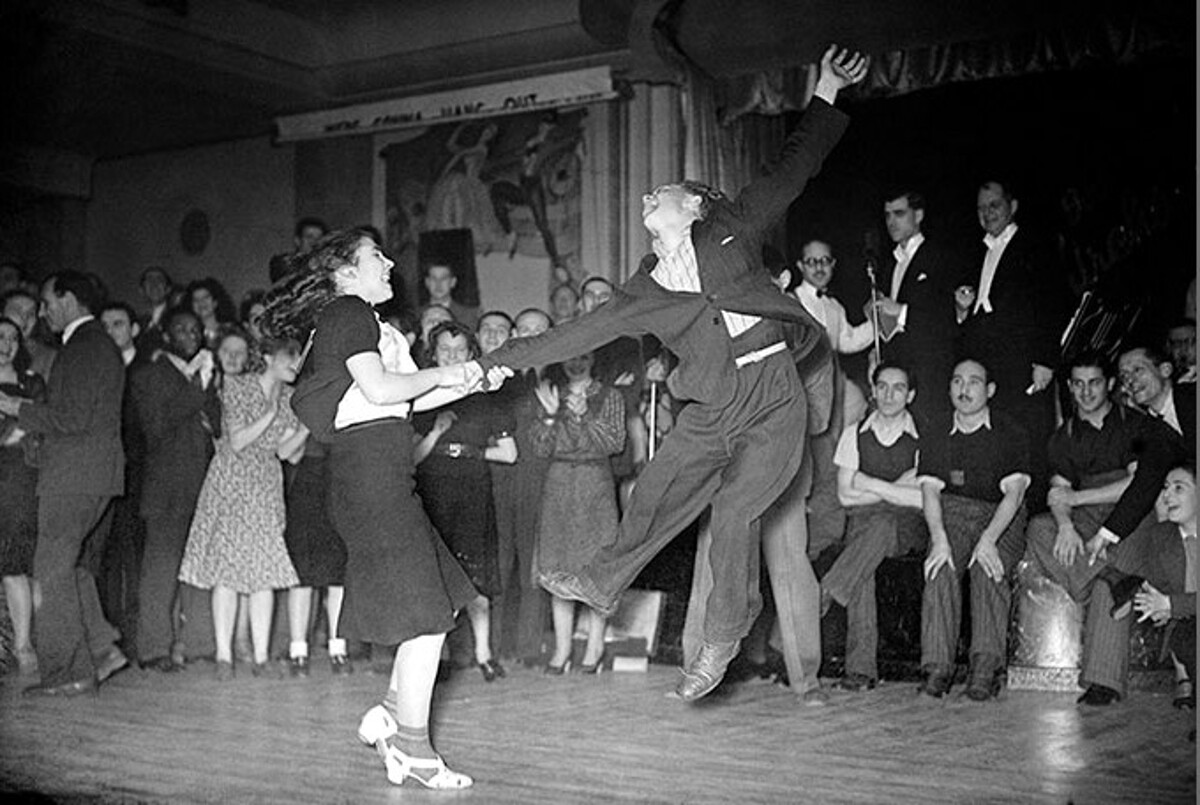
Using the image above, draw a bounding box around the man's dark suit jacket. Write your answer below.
[1170,382,1196,459]
[880,238,963,423]
[957,226,1071,407]
[1120,519,1196,620]
[18,318,125,498]
[130,355,217,521]
[481,97,849,403]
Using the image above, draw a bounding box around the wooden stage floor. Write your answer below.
[0,658,1194,804]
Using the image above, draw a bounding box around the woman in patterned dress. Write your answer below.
[531,351,624,674]
[178,336,308,679]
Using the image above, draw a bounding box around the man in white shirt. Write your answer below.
[871,191,962,430]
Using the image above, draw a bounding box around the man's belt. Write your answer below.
[431,442,484,460]
[734,340,787,368]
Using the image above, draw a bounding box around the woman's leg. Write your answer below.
[248,590,275,665]
[325,585,346,653]
[234,593,252,662]
[466,594,492,665]
[581,607,607,666]
[549,596,575,667]
[377,632,471,787]
[288,585,313,660]
[211,586,237,664]
[3,575,35,669]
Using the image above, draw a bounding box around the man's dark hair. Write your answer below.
[101,301,139,326]
[515,307,554,329]
[294,217,328,239]
[163,305,201,331]
[1121,344,1173,371]
[678,180,727,221]
[954,356,991,385]
[871,361,915,392]
[476,310,514,331]
[580,276,615,296]
[885,190,925,212]
[428,320,480,361]
[45,271,100,314]
[1066,350,1113,378]
[140,265,172,286]
[979,179,1017,202]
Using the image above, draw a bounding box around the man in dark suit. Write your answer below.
[480,46,867,701]
[97,301,150,657]
[872,191,962,429]
[1116,344,1196,460]
[131,307,219,671]
[957,180,1072,511]
[0,271,128,696]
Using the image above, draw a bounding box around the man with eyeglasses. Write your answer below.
[869,191,962,430]
[479,46,868,701]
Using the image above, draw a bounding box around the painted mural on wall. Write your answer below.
[383,108,586,310]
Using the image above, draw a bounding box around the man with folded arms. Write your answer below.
[823,362,926,692]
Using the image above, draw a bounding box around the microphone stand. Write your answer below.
[865,257,883,367]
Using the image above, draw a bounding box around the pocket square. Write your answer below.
[720,235,735,245]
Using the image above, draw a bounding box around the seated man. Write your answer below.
[1025,351,1182,705]
[917,358,1030,701]
[822,362,926,691]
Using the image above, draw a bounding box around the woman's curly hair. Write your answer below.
[258,229,366,343]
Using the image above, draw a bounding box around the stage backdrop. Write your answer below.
[380,109,586,315]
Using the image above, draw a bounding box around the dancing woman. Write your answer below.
[260,229,508,789]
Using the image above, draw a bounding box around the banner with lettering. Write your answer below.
[275,67,613,142]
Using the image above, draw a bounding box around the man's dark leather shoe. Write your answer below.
[964,654,1002,702]
[918,665,953,699]
[538,572,617,617]
[676,640,740,702]
[141,656,184,673]
[834,673,877,692]
[1077,684,1121,706]
[23,678,97,698]
[94,646,129,683]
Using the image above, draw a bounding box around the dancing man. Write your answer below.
[479,45,868,701]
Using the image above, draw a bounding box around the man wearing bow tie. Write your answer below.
[957,180,1072,513]
[871,191,963,431]
[130,307,220,672]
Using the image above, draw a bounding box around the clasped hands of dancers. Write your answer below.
[268,41,865,792]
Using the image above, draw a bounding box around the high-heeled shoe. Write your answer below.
[477,658,506,683]
[576,654,605,675]
[543,659,571,676]
[377,739,473,789]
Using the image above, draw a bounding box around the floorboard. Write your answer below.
[0,659,1194,804]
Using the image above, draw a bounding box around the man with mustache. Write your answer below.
[916,358,1030,701]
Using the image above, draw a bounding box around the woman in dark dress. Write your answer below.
[261,229,508,790]
[0,317,45,675]
[413,321,516,682]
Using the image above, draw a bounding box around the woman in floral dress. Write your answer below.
[179,336,308,679]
